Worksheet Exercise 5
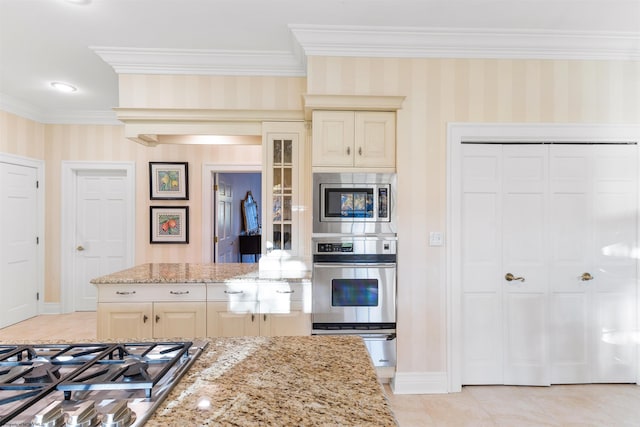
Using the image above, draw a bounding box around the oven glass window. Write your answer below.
[331,279,378,306]
[324,188,374,218]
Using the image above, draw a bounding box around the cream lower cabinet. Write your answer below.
[97,284,207,340]
[97,302,152,339]
[207,281,311,337]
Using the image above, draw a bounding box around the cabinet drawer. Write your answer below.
[98,285,206,302]
[258,281,308,302]
[207,283,258,302]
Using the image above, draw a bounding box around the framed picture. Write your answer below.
[149,162,189,200]
[150,206,189,244]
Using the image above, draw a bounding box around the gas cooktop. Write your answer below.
[0,340,208,427]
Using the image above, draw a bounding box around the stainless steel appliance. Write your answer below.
[313,172,397,235]
[0,340,207,426]
[312,236,397,368]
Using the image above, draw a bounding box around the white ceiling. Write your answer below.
[1,0,638,124]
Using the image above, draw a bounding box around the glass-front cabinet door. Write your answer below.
[271,137,294,251]
[262,122,308,259]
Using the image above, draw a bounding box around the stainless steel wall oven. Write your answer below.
[312,236,397,368]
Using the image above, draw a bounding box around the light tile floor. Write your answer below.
[2,313,640,426]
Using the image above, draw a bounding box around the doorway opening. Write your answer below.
[202,164,262,263]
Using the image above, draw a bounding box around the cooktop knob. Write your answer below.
[32,400,65,427]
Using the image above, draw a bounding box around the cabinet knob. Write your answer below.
[143,315,148,323]
[76,245,85,251]
[358,147,362,156]
[346,146,351,155]
[155,315,160,323]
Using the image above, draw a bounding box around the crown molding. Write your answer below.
[0,92,120,125]
[91,46,307,76]
[289,25,640,61]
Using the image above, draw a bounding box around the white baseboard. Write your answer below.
[390,371,449,394]
[41,302,61,315]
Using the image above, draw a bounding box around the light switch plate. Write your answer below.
[429,231,444,246]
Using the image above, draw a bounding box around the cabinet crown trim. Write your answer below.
[303,94,405,119]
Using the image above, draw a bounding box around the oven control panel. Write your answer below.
[313,238,397,256]
[316,242,354,253]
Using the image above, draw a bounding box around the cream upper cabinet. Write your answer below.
[312,110,396,169]
[262,122,308,258]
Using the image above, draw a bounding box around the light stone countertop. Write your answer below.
[89,262,311,285]
[148,335,398,426]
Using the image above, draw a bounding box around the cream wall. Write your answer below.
[119,74,307,110]
[3,59,640,383]
[2,74,306,305]
[306,56,640,376]
[2,114,261,303]
[0,110,45,158]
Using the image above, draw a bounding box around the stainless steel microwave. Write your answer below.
[313,172,397,235]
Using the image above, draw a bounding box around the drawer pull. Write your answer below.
[224,290,244,294]
[115,291,136,295]
[169,290,190,295]
[276,290,294,294]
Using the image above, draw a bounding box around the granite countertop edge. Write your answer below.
[90,262,311,285]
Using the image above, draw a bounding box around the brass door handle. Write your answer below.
[580,272,594,281]
[505,273,525,282]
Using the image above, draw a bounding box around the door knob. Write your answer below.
[505,273,525,282]
[76,245,85,251]
[580,272,594,281]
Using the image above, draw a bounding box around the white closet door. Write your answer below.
[590,145,637,382]
[462,142,638,386]
[460,144,504,384]
[548,145,593,383]
[461,144,550,385]
[549,144,637,383]
[502,145,550,385]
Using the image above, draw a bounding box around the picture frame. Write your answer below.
[150,206,189,244]
[149,162,189,200]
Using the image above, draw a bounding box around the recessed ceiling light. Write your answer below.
[50,82,77,93]
[63,0,91,4]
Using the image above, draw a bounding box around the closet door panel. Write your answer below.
[502,145,549,386]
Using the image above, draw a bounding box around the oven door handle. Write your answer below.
[313,262,396,268]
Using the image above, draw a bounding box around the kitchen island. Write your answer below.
[91,263,312,340]
[148,335,398,426]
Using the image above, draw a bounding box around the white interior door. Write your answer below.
[0,162,38,327]
[215,174,235,262]
[73,170,128,311]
